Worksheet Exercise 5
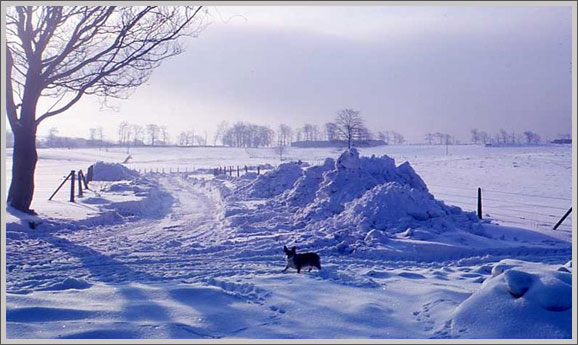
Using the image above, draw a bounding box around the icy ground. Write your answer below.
[3,145,574,339]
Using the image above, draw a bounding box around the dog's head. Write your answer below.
[283,245,296,258]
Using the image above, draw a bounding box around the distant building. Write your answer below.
[551,138,572,144]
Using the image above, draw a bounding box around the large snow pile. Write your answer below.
[245,162,304,198]
[332,181,471,233]
[225,149,482,256]
[451,259,572,338]
[279,158,335,207]
[92,161,139,181]
[300,149,430,220]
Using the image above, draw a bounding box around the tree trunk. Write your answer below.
[8,124,38,214]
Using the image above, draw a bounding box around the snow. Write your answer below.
[299,149,431,221]
[243,161,304,198]
[92,161,139,181]
[451,259,572,338]
[3,145,574,340]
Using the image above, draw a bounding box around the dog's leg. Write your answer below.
[309,267,312,272]
[282,265,288,273]
[297,266,301,274]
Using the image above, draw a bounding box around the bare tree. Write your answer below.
[146,124,160,146]
[46,127,59,147]
[523,130,541,144]
[278,124,293,146]
[357,127,373,141]
[118,121,129,146]
[96,126,104,150]
[131,124,144,146]
[325,122,338,141]
[295,128,303,142]
[213,121,229,146]
[159,126,169,146]
[194,134,206,146]
[434,132,445,145]
[498,129,509,144]
[302,124,315,142]
[178,131,189,146]
[89,128,97,141]
[335,108,365,149]
[470,128,480,144]
[311,125,320,141]
[378,131,391,144]
[391,131,405,145]
[6,5,206,212]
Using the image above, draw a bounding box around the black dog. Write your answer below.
[282,245,321,273]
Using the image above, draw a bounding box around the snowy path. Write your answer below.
[8,176,237,291]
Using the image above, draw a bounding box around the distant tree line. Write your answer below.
[32,111,567,150]
[469,128,543,146]
[14,124,568,151]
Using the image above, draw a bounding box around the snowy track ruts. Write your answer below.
[7,175,222,292]
[7,176,299,293]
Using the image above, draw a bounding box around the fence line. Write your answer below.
[429,184,571,201]
[430,189,570,211]
[429,186,572,232]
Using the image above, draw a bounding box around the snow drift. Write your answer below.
[299,148,431,220]
[451,259,572,338]
[243,162,304,198]
[92,161,139,181]
[219,148,488,257]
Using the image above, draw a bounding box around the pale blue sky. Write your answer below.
[32,5,573,143]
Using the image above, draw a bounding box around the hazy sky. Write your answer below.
[31,5,572,143]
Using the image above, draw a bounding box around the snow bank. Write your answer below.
[92,161,139,181]
[224,149,484,256]
[279,158,335,207]
[451,259,572,338]
[245,162,304,198]
[335,182,455,231]
[301,149,430,220]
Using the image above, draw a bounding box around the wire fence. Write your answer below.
[428,184,572,232]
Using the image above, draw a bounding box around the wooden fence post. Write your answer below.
[237,166,240,177]
[553,207,572,230]
[79,170,88,189]
[70,170,76,202]
[77,170,83,197]
[49,172,72,201]
[86,165,94,185]
[257,166,260,175]
[477,187,482,219]
[245,165,248,174]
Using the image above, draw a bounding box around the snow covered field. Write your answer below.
[3,144,574,340]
